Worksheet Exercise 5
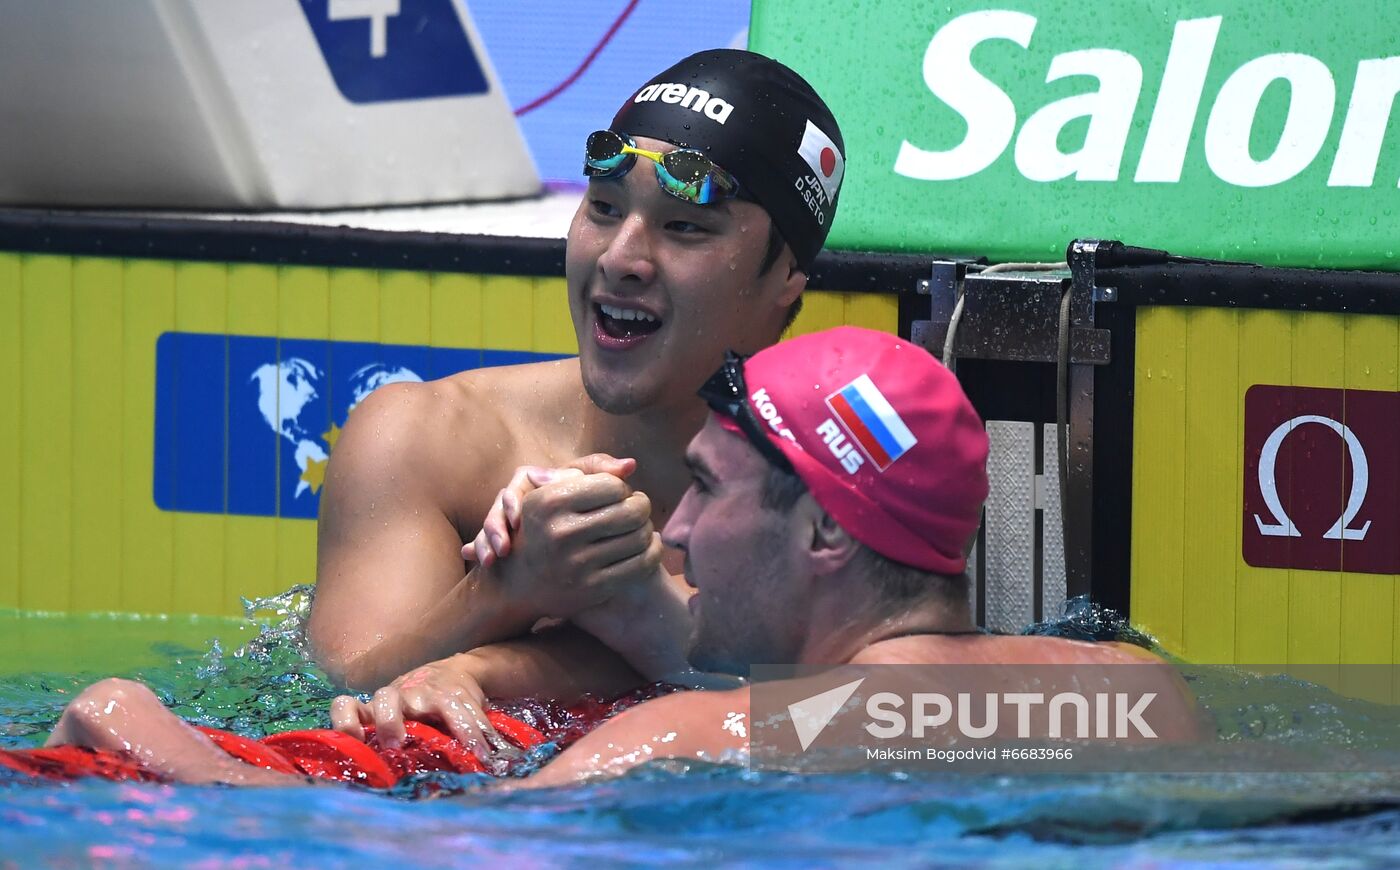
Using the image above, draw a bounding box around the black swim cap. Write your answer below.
[610,49,845,272]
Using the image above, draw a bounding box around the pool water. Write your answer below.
[3,594,1398,868]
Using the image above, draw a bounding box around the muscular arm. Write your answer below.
[309,382,535,690]
[571,567,695,681]
[524,687,749,788]
[331,624,645,749]
[48,679,298,787]
[452,624,644,704]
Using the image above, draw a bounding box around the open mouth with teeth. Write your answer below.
[596,302,663,340]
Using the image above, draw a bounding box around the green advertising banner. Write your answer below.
[750,1,1400,269]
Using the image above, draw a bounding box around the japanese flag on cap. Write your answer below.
[797,119,844,205]
[720,327,989,575]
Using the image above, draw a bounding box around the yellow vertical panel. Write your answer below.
[1180,308,1239,663]
[329,268,381,344]
[842,292,899,333]
[276,267,331,596]
[1130,306,1188,653]
[19,256,73,611]
[1287,313,1346,665]
[481,275,535,352]
[276,522,319,603]
[429,272,482,350]
[329,268,381,447]
[1234,309,1294,664]
[1339,314,1398,679]
[224,264,279,610]
[786,290,844,338]
[120,259,176,615]
[379,270,431,346]
[0,254,21,608]
[279,266,330,340]
[171,263,229,616]
[530,277,578,354]
[71,258,126,613]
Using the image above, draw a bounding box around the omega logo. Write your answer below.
[1253,414,1371,541]
[1241,384,1397,575]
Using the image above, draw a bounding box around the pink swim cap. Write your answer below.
[712,326,989,574]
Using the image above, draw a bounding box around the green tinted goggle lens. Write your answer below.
[583,130,738,205]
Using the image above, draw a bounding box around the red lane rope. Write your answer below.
[513,0,641,117]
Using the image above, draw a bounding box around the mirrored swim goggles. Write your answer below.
[697,350,795,474]
[584,129,740,206]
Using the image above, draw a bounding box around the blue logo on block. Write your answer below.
[153,333,566,519]
[299,0,489,104]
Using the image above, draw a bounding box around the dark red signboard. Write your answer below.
[1242,385,1400,574]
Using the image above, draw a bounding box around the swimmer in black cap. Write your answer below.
[32,50,858,781]
[293,50,850,746]
[603,48,846,273]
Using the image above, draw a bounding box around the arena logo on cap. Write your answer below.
[633,83,735,124]
[824,374,917,472]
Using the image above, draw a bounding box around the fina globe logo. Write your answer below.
[895,11,1400,188]
[633,83,735,124]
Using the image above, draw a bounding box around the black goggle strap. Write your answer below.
[698,351,796,474]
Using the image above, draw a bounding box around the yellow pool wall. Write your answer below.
[1131,305,1399,680]
[0,251,895,618]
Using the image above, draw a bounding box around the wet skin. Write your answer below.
[307,136,806,690]
[521,420,1205,786]
[43,417,1199,787]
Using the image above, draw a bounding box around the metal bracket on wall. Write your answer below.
[909,246,1118,615]
[911,262,1111,366]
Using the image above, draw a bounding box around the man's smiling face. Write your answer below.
[565,136,802,416]
[662,415,813,674]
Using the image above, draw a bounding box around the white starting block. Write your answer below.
[0,0,539,208]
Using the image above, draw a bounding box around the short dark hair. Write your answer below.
[853,547,970,610]
[757,463,969,608]
[755,219,804,331]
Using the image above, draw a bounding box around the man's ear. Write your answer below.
[777,255,807,307]
[805,501,861,576]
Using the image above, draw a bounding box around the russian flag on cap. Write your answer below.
[825,374,917,471]
[797,119,844,205]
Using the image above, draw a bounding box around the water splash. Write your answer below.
[162,585,338,737]
[1020,595,1156,648]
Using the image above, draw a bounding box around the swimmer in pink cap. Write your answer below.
[523,326,1203,783]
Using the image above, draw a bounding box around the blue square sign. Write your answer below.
[300,0,489,104]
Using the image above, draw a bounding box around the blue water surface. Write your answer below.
[2,595,1398,868]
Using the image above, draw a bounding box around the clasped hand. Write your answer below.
[464,453,664,619]
[331,455,660,760]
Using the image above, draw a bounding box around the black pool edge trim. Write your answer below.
[4,211,1397,312]
[0,208,936,295]
[1080,240,1400,316]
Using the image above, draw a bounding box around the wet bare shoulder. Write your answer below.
[446,357,588,459]
[854,634,1169,666]
[331,376,510,506]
